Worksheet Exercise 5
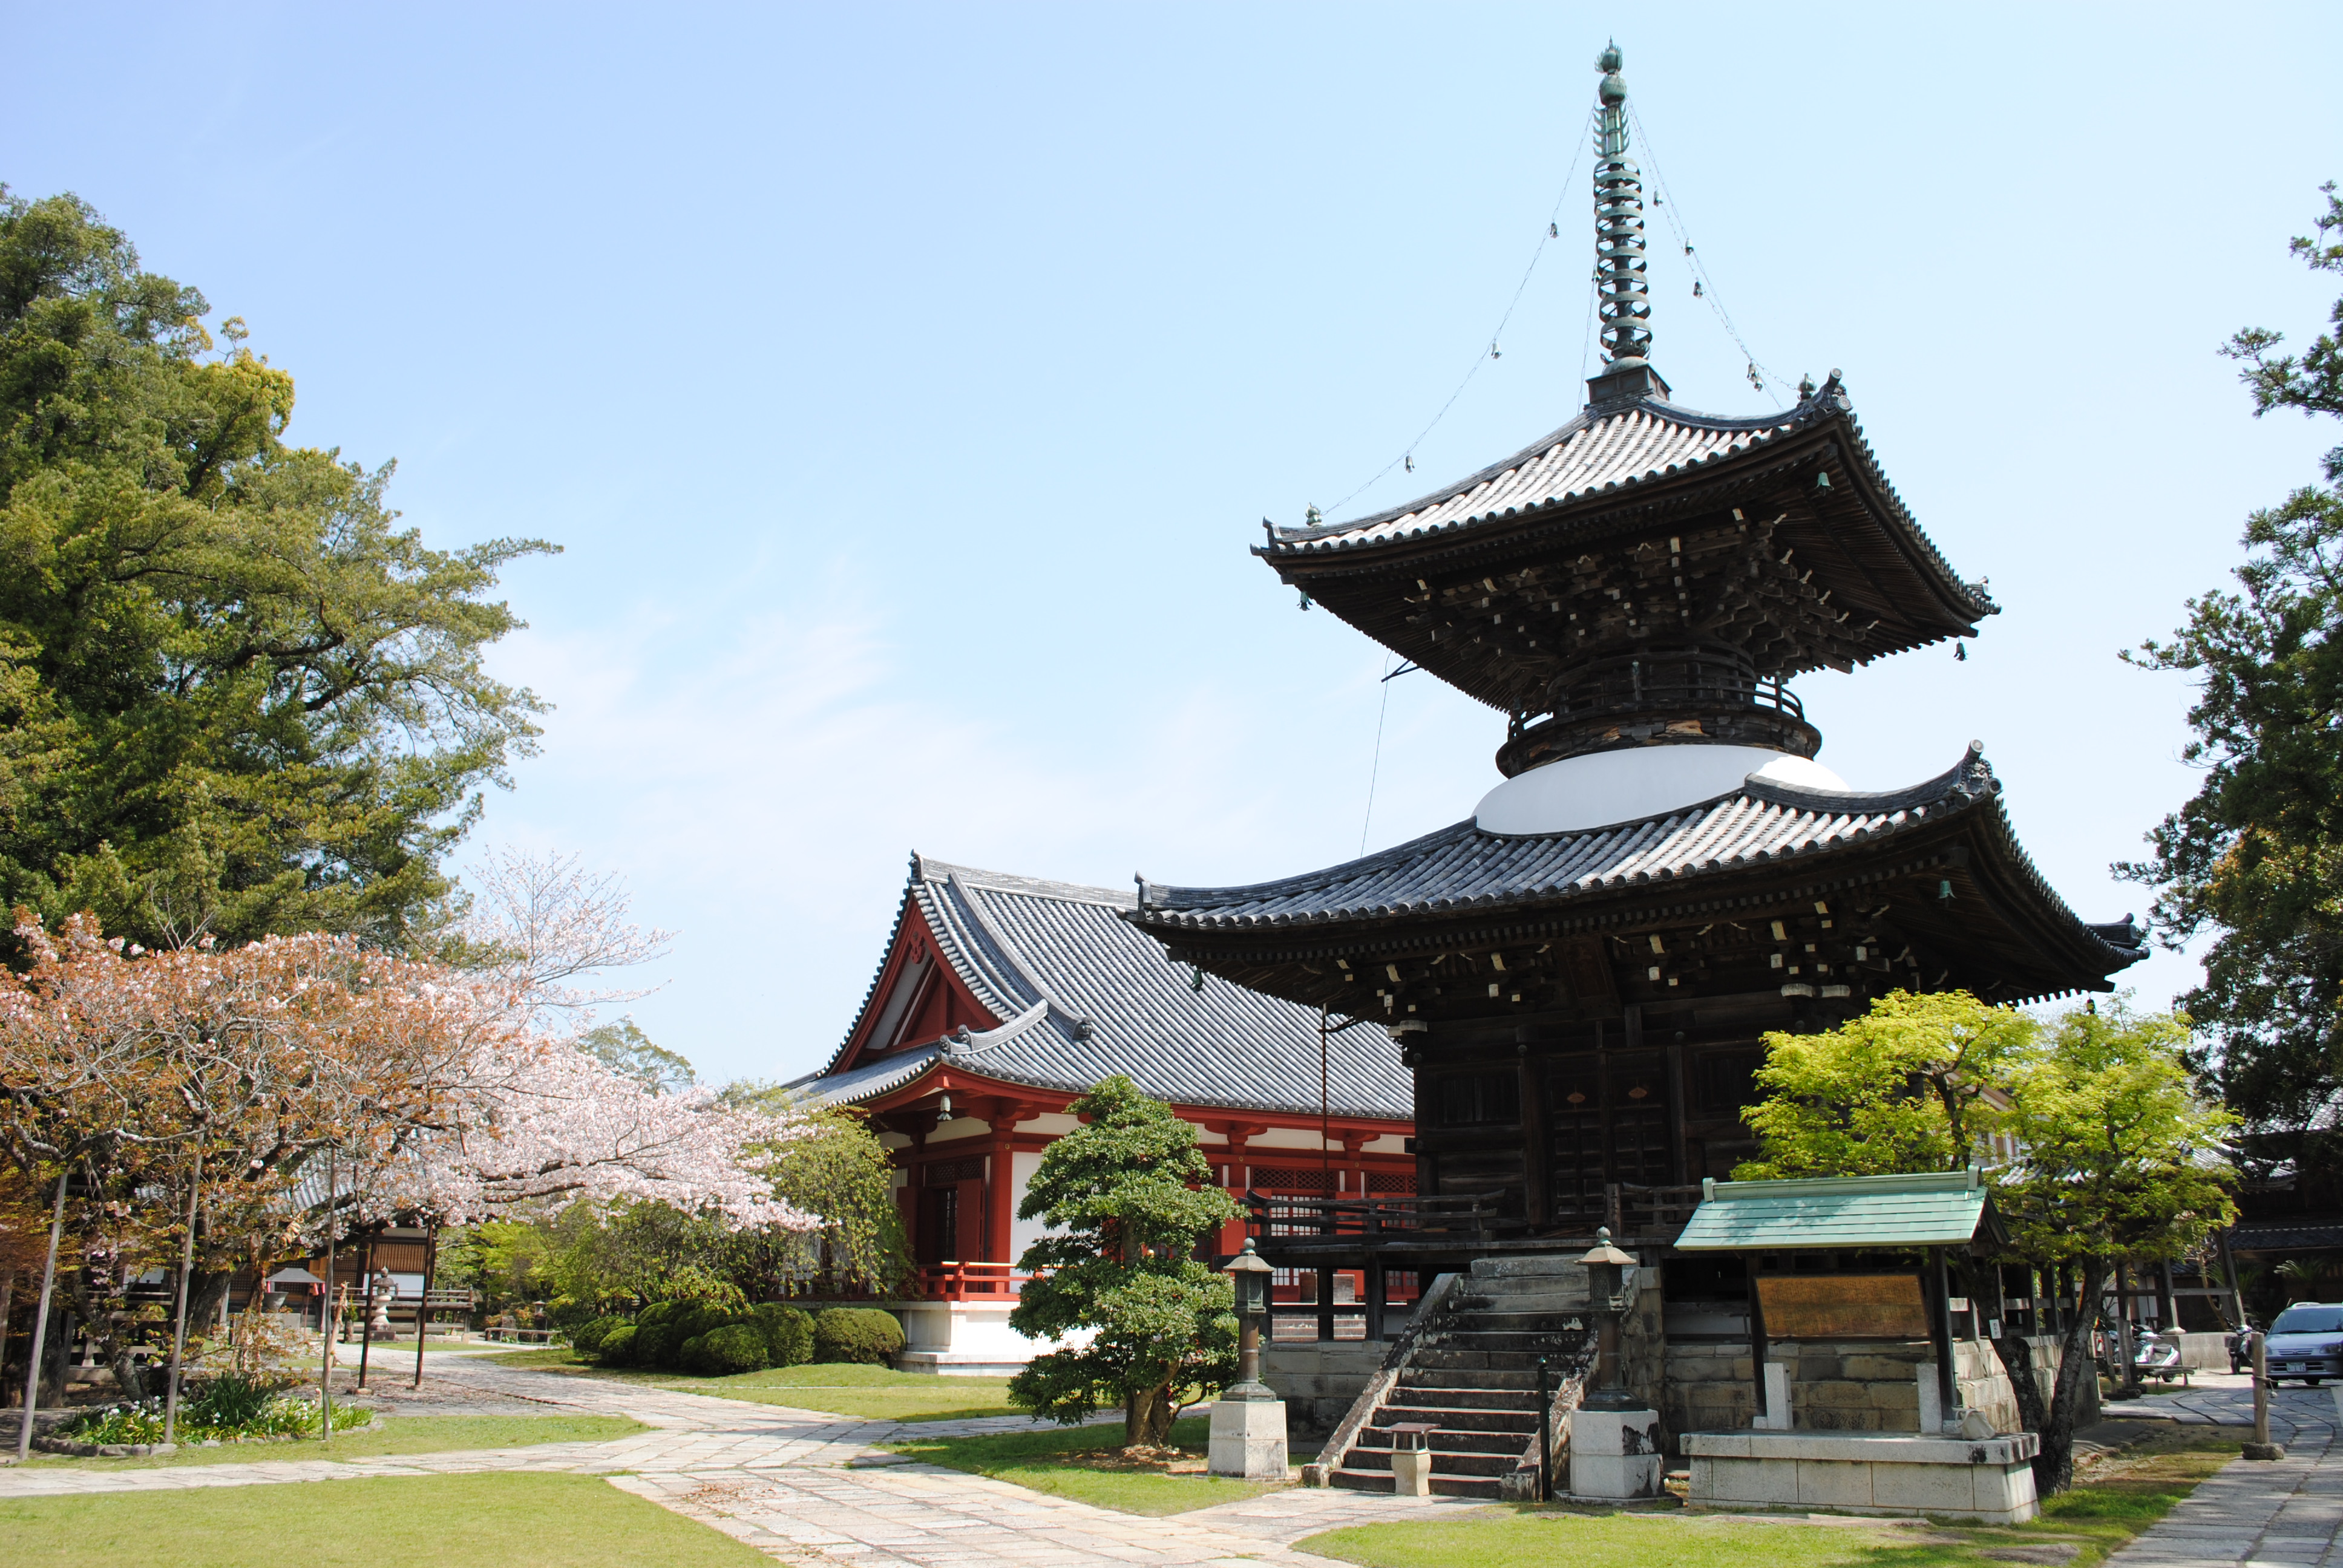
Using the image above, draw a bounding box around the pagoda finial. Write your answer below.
[1590,42,1657,391]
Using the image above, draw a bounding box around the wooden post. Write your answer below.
[1518,1042,1550,1228]
[1365,1256,1386,1344]
[1316,1268,1337,1344]
[1928,1247,1957,1426]
[1745,1261,1770,1423]
[986,1115,1019,1266]
[1665,1033,1689,1187]
[2112,1259,2139,1393]
[318,1152,337,1442]
[2157,1259,2179,1334]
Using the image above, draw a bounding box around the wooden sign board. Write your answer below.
[1757,1273,1928,1341]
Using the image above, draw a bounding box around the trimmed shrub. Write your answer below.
[638,1322,692,1367]
[571,1316,627,1357]
[752,1302,814,1368]
[672,1305,740,1345]
[596,1324,639,1365]
[813,1307,904,1366]
[546,1296,600,1331]
[635,1300,686,1329]
[687,1324,770,1376]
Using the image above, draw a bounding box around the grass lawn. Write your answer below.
[1301,1428,2243,1568]
[880,1413,1289,1516]
[19,1414,646,1472]
[489,1347,1025,1422]
[0,1471,765,1567]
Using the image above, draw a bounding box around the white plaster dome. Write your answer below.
[1473,745,1846,837]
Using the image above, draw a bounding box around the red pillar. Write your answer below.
[986,1104,1034,1269]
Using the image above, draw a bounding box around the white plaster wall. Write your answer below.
[1008,1150,1050,1266]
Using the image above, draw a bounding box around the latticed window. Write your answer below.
[1251,1166,1334,1192]
[1366,1171,1417,1195]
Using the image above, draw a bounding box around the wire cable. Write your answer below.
[1325,110,1598,517]
[1359,650,1395,855]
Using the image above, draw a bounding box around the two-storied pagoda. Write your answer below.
[1126,46,2146,1238]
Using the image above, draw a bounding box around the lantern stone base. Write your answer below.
[1208,1396,1289,1480]
[1682,1430,2040,1524]
[1389,1448,1433,1495]
[1566,1408,1665,1500]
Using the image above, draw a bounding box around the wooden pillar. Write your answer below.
[1518,1042,1550,1228]
[1365,1257,1386,1344]
[1411,1059,1438,1198]
[1316,1269,1337,1344]
[2157,1259,2178,1333]
[1927,1248,1958,1422]
[1745,1261,1770,1422]
[985,1128,1017,1266]
[1665,1030,1689,1187]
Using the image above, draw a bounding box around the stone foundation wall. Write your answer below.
[1263,1341,1388,1437]
[1663,1334,2091,1445]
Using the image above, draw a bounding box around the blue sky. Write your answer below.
[7,4,2340,1085]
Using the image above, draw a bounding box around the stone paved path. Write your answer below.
[2102,1419,2342,1568]
[0,1350,1493,1564]
[2106,1373,2343,1447]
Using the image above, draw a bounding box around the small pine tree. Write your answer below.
[1008,1076,1239,1449]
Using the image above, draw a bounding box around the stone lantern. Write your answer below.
[1208,1239,1288,1479]
[1566,1227,1662,1499]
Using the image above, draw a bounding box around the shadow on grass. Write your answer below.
[480,1350,1024,1422]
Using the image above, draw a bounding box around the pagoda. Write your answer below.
[1125,47,2146,1232]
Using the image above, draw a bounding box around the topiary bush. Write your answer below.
[635,1300,686,1329]
[671,1305,740,1345]
[752,1302,814,1368]
[686,1323,770,1376]
[632,1321,686,1368]
[570,1316,628,1357]
[813,1307,904,1366]
[596,1323,639,1365]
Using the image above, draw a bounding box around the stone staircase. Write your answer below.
[1323,1255,1594,1498]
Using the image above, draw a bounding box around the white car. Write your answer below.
[2263,1302,2343,1385]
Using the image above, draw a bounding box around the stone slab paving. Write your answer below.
[2106,1373,2343,1447]
[1,1351,1504,1568]
[2102,1422,2343,1568]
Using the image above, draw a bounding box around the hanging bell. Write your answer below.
[1404,454,1415,472]
[1746,363,1763,391]
[1548,222,1558,238]
[1955,643,1967,662]
[1693,281,1704,298]
[1683,243,1694,255]
[1489,341,1502,360]
[1190,965,1206,993]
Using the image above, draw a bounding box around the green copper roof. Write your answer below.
[1673,1169,2001,1252]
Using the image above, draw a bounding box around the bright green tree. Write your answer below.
[1733,990,2034,1179]
[2122,183,2343,1133]
[1994,1003,2236,1491]
[1736,993,2234,1494]
[0,187,553,956]
[1007,1076,1239,1448]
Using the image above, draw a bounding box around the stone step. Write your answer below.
[1379,1385,1541,1411]
[1369,1405,1539,1435]
[1398,1367,1541,1393]
[1410,1347,1565,1373]
[1428,1310,1588,1334]
[1420,1331,1585,1355]
[1356,1423,1529,1453]
[1469,1256,1593,1281]
[1329,1467,1503,1499]
[1340,1446,1520,1478]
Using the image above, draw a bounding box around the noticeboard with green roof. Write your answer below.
[1673,1168,2005,1253]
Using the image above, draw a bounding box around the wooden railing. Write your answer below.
[1244,1191,1507,1241]
[914,1262,1027,1301]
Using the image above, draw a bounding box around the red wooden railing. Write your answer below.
[914,1261,1029,1301]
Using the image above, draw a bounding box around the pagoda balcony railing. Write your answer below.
[1499,665,1818,777]
[1244,1191,1507,1242]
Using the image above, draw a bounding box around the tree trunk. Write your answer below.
[2022,1256,2108,1495]
[62,1270,148,1403]
[1142,1383,1179,1447]
[1124,1385,1158,1448]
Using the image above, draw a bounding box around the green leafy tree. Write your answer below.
[0,187,554,955]
[1007,1076,1239,1448]
[2122,184,2343,1132]
[1993,1004,2236,1492]
[1734,990,2033,1179]
[582,1018,697,1096]
[1738,994,2234,1494]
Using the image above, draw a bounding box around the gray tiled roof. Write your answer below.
[1265,379,1993,623]
[795,856,1412,1120]
[1134,748,2145,978]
